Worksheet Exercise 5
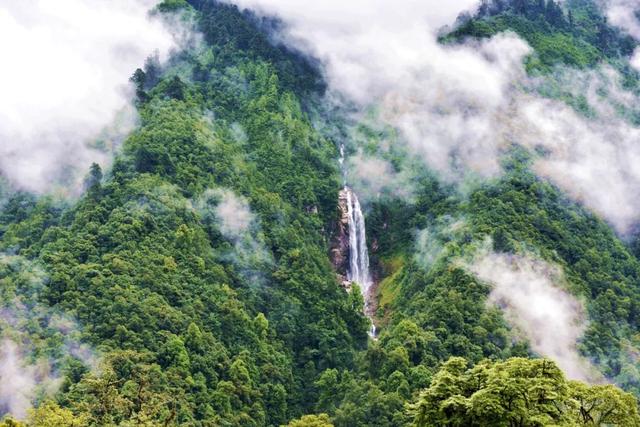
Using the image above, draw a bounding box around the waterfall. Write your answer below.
[339,144,376,337]
[345,188,371,296]
[344,186,376,337]
[344,186,376,338]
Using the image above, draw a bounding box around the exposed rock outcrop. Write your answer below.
[330,188,351,290]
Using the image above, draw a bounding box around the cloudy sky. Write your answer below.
[0,0,176,193]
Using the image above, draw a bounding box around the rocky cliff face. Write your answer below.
[330,188,351,290]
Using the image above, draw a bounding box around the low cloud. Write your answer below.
[196,189,273,286]
[0,254,97,419]
[225,0,640,234]
[601,0,640,71]
[0,339,37,420]
[414,217,469,270]
[0,0,178,194]
[223,0,528,182]
[212,190,255,240]
[604,0,640,39]
[345,151,415,202]
[467,251,598,382]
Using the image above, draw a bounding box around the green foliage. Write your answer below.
[286,414,333,427]
[447,0,636,72]
[28,401,86,427]
[409,357,640,426]
[186,0,325,95]
[467,170,640,393]
[2,1,640,426]
[157,0,189,13]
[0,2,365,425]
[336,159,640,423]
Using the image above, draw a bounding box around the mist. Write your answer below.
[602,0,640,69]
[345,150,415,202]
[0,340,36,420]
[225,0,640,234]
[212,189,255,240]
[468,251,597,382]
[196,189,273,286]
[0,254,97,419]
[414,217,469,270]
[604,0,640,39]
[0,0,177,194]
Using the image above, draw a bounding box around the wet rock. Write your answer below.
[330,189,351,282]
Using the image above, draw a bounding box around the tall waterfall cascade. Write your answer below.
[345,188,372,299]
[338,144,377,337]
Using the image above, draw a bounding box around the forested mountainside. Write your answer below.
[447,0,636,70]
[0,1,366,425]
[1,0,640,426]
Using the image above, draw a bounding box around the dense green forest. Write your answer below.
[447,0,636,71]
[1,0,640,425]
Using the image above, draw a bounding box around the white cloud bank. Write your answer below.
[601,0,640,70]
[0,0,176,193]
[0,339,37,420]
[468,252,597,382]
[225,0,640,234]
[604,0,640,39]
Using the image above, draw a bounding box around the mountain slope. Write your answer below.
[0,1,366,425]
[0,0,639,426]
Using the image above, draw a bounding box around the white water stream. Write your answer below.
[339,144,376,336]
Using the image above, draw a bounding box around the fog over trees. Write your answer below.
[0,0,640,426]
